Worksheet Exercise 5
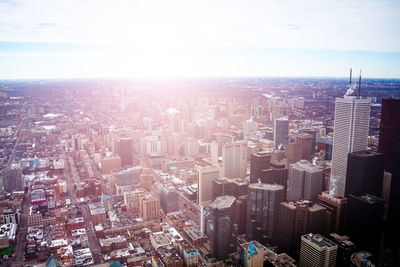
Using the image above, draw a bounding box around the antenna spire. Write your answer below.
[358,69,362,97]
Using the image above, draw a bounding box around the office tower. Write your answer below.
[210,141,218,164]
[317,192,347,235]
[299,233,338,267]
[222,141,247,178]
[119,137,133,166]
[116,166,141,185]
[277,200,327,256]
[140,169,154,191]
[139,194,160,220]
[346,194,384,256]
[378,98,400,172]
[250,151,271,183]
[285,143,302,164]
[205,196,236,260]
[212,177,248,200]
[198,165,220,205]
[101,156,121,174]
[288,160,323,202]
[3,164,24,192]
[159,185,179,214]
[300,129,317,156]
[345,150,384,197]
[212,177,235,201]
[260,167,288,199]
[296,133,313,161]
[240,241,265,267]
[327,233,356,267]
[236,195,248,234]
[330,92,371,196]
[317,137,333,160]
[274,117,289,147]
[387,136,400,248]
[243,119,257,140]
[246,183,285,244]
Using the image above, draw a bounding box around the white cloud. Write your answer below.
[0,0,399,52]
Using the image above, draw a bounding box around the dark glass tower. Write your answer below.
[346,194,384,258]
[246,183,285,245]
[345,150,384,197]
[205,195,236,260]
[250,151,271,183]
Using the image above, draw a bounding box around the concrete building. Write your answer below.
[241,241,265,267]
[277,200,327,256]
[317,192,347,235]
[288,160,323,202]
[250,151,271,183]
[139,194,160,220]
[296,133,313,161]
[222,141,247,179]
[197,165,220,205]
[2,164,24,192]
[101,156,121,174]
[300,233,337,267]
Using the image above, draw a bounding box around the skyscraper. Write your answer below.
[3,164,24,192]
[299,233,338,267]
[296,133,313,161]
[277,200,327,257]
[378,98,400,172]
[250,151,271,183]
[288,160,323,202]
[222,141,247,178]
[300,129,317,156]
[205,195,236,260]
[274,117,289,147]
[198,165,220,205]
[119,137,133,167]
[345,150,384,197]
[346,194,384,257]
[317,192,347,235]
[246,183,285,244]
[330,89,371,196]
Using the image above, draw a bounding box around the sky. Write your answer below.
[0,0,399,79]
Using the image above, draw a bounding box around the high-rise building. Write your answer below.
[210,141,219,165]
[277,200,327,256]
[345,150,384,197]
[246,183,285,244]
[2,164,24,192]
[139,194,160,220]
[222,141,247,178]
[240,241,265,267]
[198,165,220,205]
[346,194,384,257]
[300,129,317,156]
[285,143,302,164]
[299,233,338,267]
[274,117,289,147]
[212,177,248,201]
[317,192,347,235]
[327,233,357,267]
[250,151,271,183]
[378,98,400,172]
[387,136,400,249]
[260,167,288,199]
[317,137,333,161]
[236,195,248,235]
[205,196,236,260]
[119,137,133,166]
[330,92,371,196]
[297,133,313,161]
[159,185,179,214]
[288,160,323,202]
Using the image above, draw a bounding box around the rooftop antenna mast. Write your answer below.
[358,69,362,97]
[349,68,352,86]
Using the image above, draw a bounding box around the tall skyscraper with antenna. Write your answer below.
[330,69,371,196]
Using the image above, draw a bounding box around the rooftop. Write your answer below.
[302,233,336,248]
[210,195,236,210]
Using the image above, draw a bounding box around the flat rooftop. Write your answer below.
[302,233,336,248]
[210,195,236,210]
